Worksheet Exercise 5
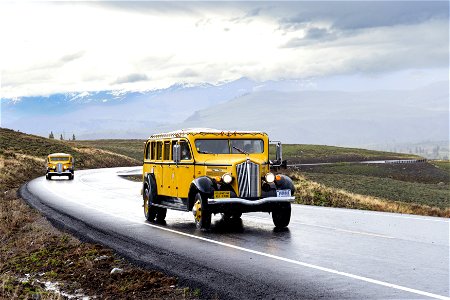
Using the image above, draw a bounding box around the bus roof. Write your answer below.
[48,153,72,157]
[148,128,267,139]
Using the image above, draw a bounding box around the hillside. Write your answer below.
[76,139,145,162]
[291,161,449,216]
[0,128,193,299]
[0,128,139,176]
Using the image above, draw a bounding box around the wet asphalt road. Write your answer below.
[21,167,449,299]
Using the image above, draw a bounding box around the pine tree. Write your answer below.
[49,131,54,139]
[60,134,64,140]
[72,134,76,141]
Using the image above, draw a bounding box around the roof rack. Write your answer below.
[149,128,267,139]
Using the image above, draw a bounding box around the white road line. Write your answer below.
[245,215,396,239]
[35,177,449,300]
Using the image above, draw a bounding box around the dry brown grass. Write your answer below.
[0,130,194,299]
[292,172,450,218]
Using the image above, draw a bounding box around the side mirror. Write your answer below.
[275,142,282,163]
[173,144,181,164]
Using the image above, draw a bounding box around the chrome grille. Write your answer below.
[236,160,260,197]
[56,163,63,174]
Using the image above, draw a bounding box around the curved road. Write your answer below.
[21,167,449,299]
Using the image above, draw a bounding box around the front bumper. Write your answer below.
[207,196,295,214]
[47,170,73,175]
[208,196,295,205]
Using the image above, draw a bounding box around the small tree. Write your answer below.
[49,131,54,139]
[60,134,64,140]
[72,134,76,141]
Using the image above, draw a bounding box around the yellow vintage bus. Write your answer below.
[142,129,295,229]
[46,153,74,180]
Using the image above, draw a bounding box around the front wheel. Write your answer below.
[272,203,291,228]
[193,192,211,230]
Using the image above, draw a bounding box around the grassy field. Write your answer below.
[76,139,145,162]
[431,160,450,173]
[0,128,195,299]
[270,144,420,164]
[289,161,449,217]
[0,129,140,172]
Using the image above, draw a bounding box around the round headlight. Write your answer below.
[265,172,275,183]
[222,173,233,184]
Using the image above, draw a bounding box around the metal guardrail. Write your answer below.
[288,159,428,167]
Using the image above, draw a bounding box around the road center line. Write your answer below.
[37,177,450,300]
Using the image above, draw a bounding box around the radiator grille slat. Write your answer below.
[236,160,260,197]
[57,163,63,174]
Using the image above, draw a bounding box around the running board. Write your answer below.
[151,202,189,212]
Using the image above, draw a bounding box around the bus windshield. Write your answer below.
[49,157,70,162]
[194,139,264,154]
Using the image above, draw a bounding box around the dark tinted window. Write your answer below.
[180,140,192,160]
[156,142,163,160]
[164,141,171,160]
[145,142,151,160]
[151,142,156,160]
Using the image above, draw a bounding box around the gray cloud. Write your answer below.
[283,27,338,47]
[60,51,85,63]
[178,69,199,78]
[278,1,449,31]
[113,73,149,84]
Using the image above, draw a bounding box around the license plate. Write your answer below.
[214,191,230,199]
[276,189,291,197]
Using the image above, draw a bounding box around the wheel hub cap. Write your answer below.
[194,199,202,222]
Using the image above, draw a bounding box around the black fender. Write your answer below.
[274,175,295,195]
[143,173,158,203]
[261,182,277,198]
[187,176,215,211]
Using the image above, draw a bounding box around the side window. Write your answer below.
[145,142,151,160]
[156,142,163,160]
[179,140,192,160]
[172,141,178,160]
[151,142,156,160]
[164,141,171,160]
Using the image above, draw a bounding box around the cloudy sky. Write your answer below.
[1,1,448,99]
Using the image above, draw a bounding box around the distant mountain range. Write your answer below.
[168,81,448,146]
[1,78,448,148]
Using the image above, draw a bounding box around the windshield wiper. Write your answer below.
[198,150,210,154]
[233,146,248,155]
